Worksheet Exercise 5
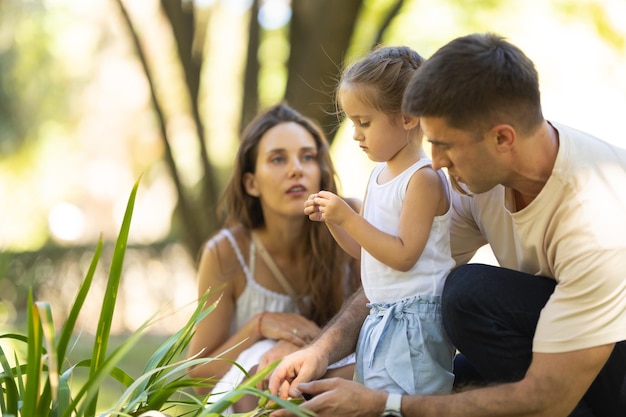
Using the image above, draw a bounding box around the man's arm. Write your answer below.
[270,344,614,417]
[312,287,368,363]
[268,288,369,398]
[403,345,614,416]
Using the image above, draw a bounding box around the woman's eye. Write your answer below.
[270,155,285,163]
[359,121,370,128]
[303,153,317,162]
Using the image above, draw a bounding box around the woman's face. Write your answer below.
[244,122,322,218]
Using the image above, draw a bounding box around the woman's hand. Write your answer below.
[257,312,320,346]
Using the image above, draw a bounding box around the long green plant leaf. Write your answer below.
[34,301,58,416]
[22,290,43,416]
[202,362,277,415]
[55,367,72,417]
[135,291,217,395]
[36,302,58,399]
[85,178,140,416]
[61,321,147,417]
[57,236,104,365]
[200,361,315,417]
[0,345,19,416]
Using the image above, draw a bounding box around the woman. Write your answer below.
[187,103,360,410]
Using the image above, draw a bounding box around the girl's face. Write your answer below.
[340,87,409,163]
[244,122,322,218]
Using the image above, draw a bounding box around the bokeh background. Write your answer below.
[1,0,625,336]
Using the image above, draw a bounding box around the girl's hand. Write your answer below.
[304,193,323,221]
[312,191,354,226]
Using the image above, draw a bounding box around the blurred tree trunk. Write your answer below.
[159,0,220,254]
[284,0,363,140]
[284,0,406,141]
[114,0,211,256]
[240,0,261,134]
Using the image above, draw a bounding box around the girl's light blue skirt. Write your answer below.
[355,294,455,395]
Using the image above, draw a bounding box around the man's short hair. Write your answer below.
[402,32,544,136]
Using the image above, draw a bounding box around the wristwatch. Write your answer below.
[380,392,403,417]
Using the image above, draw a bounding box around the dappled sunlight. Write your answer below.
[48,202,85,242]
[258,0,292,30]
[112,173,177,244]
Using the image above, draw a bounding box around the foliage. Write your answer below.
[0,179,311,417]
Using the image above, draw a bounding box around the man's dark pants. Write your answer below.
[442,264,626,416]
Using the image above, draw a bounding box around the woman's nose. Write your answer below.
[289,158,303,176]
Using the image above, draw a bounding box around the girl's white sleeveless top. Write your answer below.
[361,159,455,303]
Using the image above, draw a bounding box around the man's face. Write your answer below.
[421,116,503,194]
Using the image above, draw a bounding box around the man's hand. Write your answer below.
[269,378,385,417]
[267,345,330,398]
[257,340,302,375]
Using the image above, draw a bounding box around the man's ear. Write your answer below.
[492,124,515,151]
[402,115,420,131]
[243,172,260,197]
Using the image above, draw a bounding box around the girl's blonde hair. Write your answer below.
[337,45,425,118]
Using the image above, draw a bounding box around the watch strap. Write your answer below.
[381,392,403,417]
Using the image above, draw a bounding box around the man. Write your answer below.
[267,32,626,416]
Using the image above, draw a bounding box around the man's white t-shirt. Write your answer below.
[450,121,626,353]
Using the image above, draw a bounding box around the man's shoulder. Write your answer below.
[551,121,626,157]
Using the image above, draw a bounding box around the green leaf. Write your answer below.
[66,324,146,417]
[85,177,140,415]
[36,301,58,402]
[56,236,103,365]
[135,291,216,396]
[54,369,72,417]
[203,362,278,415]
[0,345,20,416]
[22,290,43,416]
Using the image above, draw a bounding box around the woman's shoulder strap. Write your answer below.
[219,228,255,281]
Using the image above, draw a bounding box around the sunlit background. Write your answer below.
[1,0,625,333]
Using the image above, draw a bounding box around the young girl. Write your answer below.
[304,46,455,396]
[188,104,360,410]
